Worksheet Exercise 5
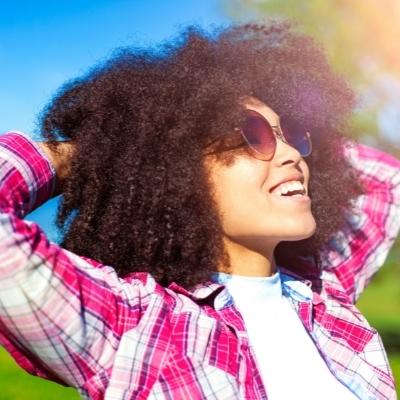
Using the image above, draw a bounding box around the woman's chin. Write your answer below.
[282,219,317,241]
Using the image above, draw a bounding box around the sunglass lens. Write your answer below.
[280,117,312,157]
[242,111,276,159]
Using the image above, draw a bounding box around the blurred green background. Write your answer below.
[1,0,399,398]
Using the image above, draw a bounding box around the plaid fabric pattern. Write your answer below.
[0,132,399,399]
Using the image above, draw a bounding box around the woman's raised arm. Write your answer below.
[36,140,75,196]
[0,132,147,398]
[320,140,400,303]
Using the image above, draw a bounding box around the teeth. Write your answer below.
[271,180,305,196]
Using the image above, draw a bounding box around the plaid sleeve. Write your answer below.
[0,132,144,393]
[320,140,400,303]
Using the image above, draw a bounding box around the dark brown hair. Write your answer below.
[39,22,364,289]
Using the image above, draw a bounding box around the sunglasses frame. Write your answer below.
[241,109,312,161]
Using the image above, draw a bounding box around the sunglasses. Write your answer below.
[240,110,312,161]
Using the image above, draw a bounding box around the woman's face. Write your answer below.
[204,97,316,256]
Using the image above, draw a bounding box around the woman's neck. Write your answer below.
[217,236,277,277]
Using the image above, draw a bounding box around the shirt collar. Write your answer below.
[168,266,314,309]
[168,280,225,302]
[279,270,313,302]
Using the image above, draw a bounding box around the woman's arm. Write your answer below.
[36,140,75,196]
[0,132,146,396]
[320,140,400,304]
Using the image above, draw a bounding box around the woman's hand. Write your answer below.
[36,141,75,196]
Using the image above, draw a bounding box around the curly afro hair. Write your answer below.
[39,22,364,289]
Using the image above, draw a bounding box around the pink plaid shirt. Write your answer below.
[0,132,399,399]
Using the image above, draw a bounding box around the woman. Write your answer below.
[0,22,399,399]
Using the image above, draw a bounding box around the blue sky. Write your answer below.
[0,0,230,241]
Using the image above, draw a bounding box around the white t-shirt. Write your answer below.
[215,271,358,400]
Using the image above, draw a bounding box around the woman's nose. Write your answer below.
[273,135,303,166]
